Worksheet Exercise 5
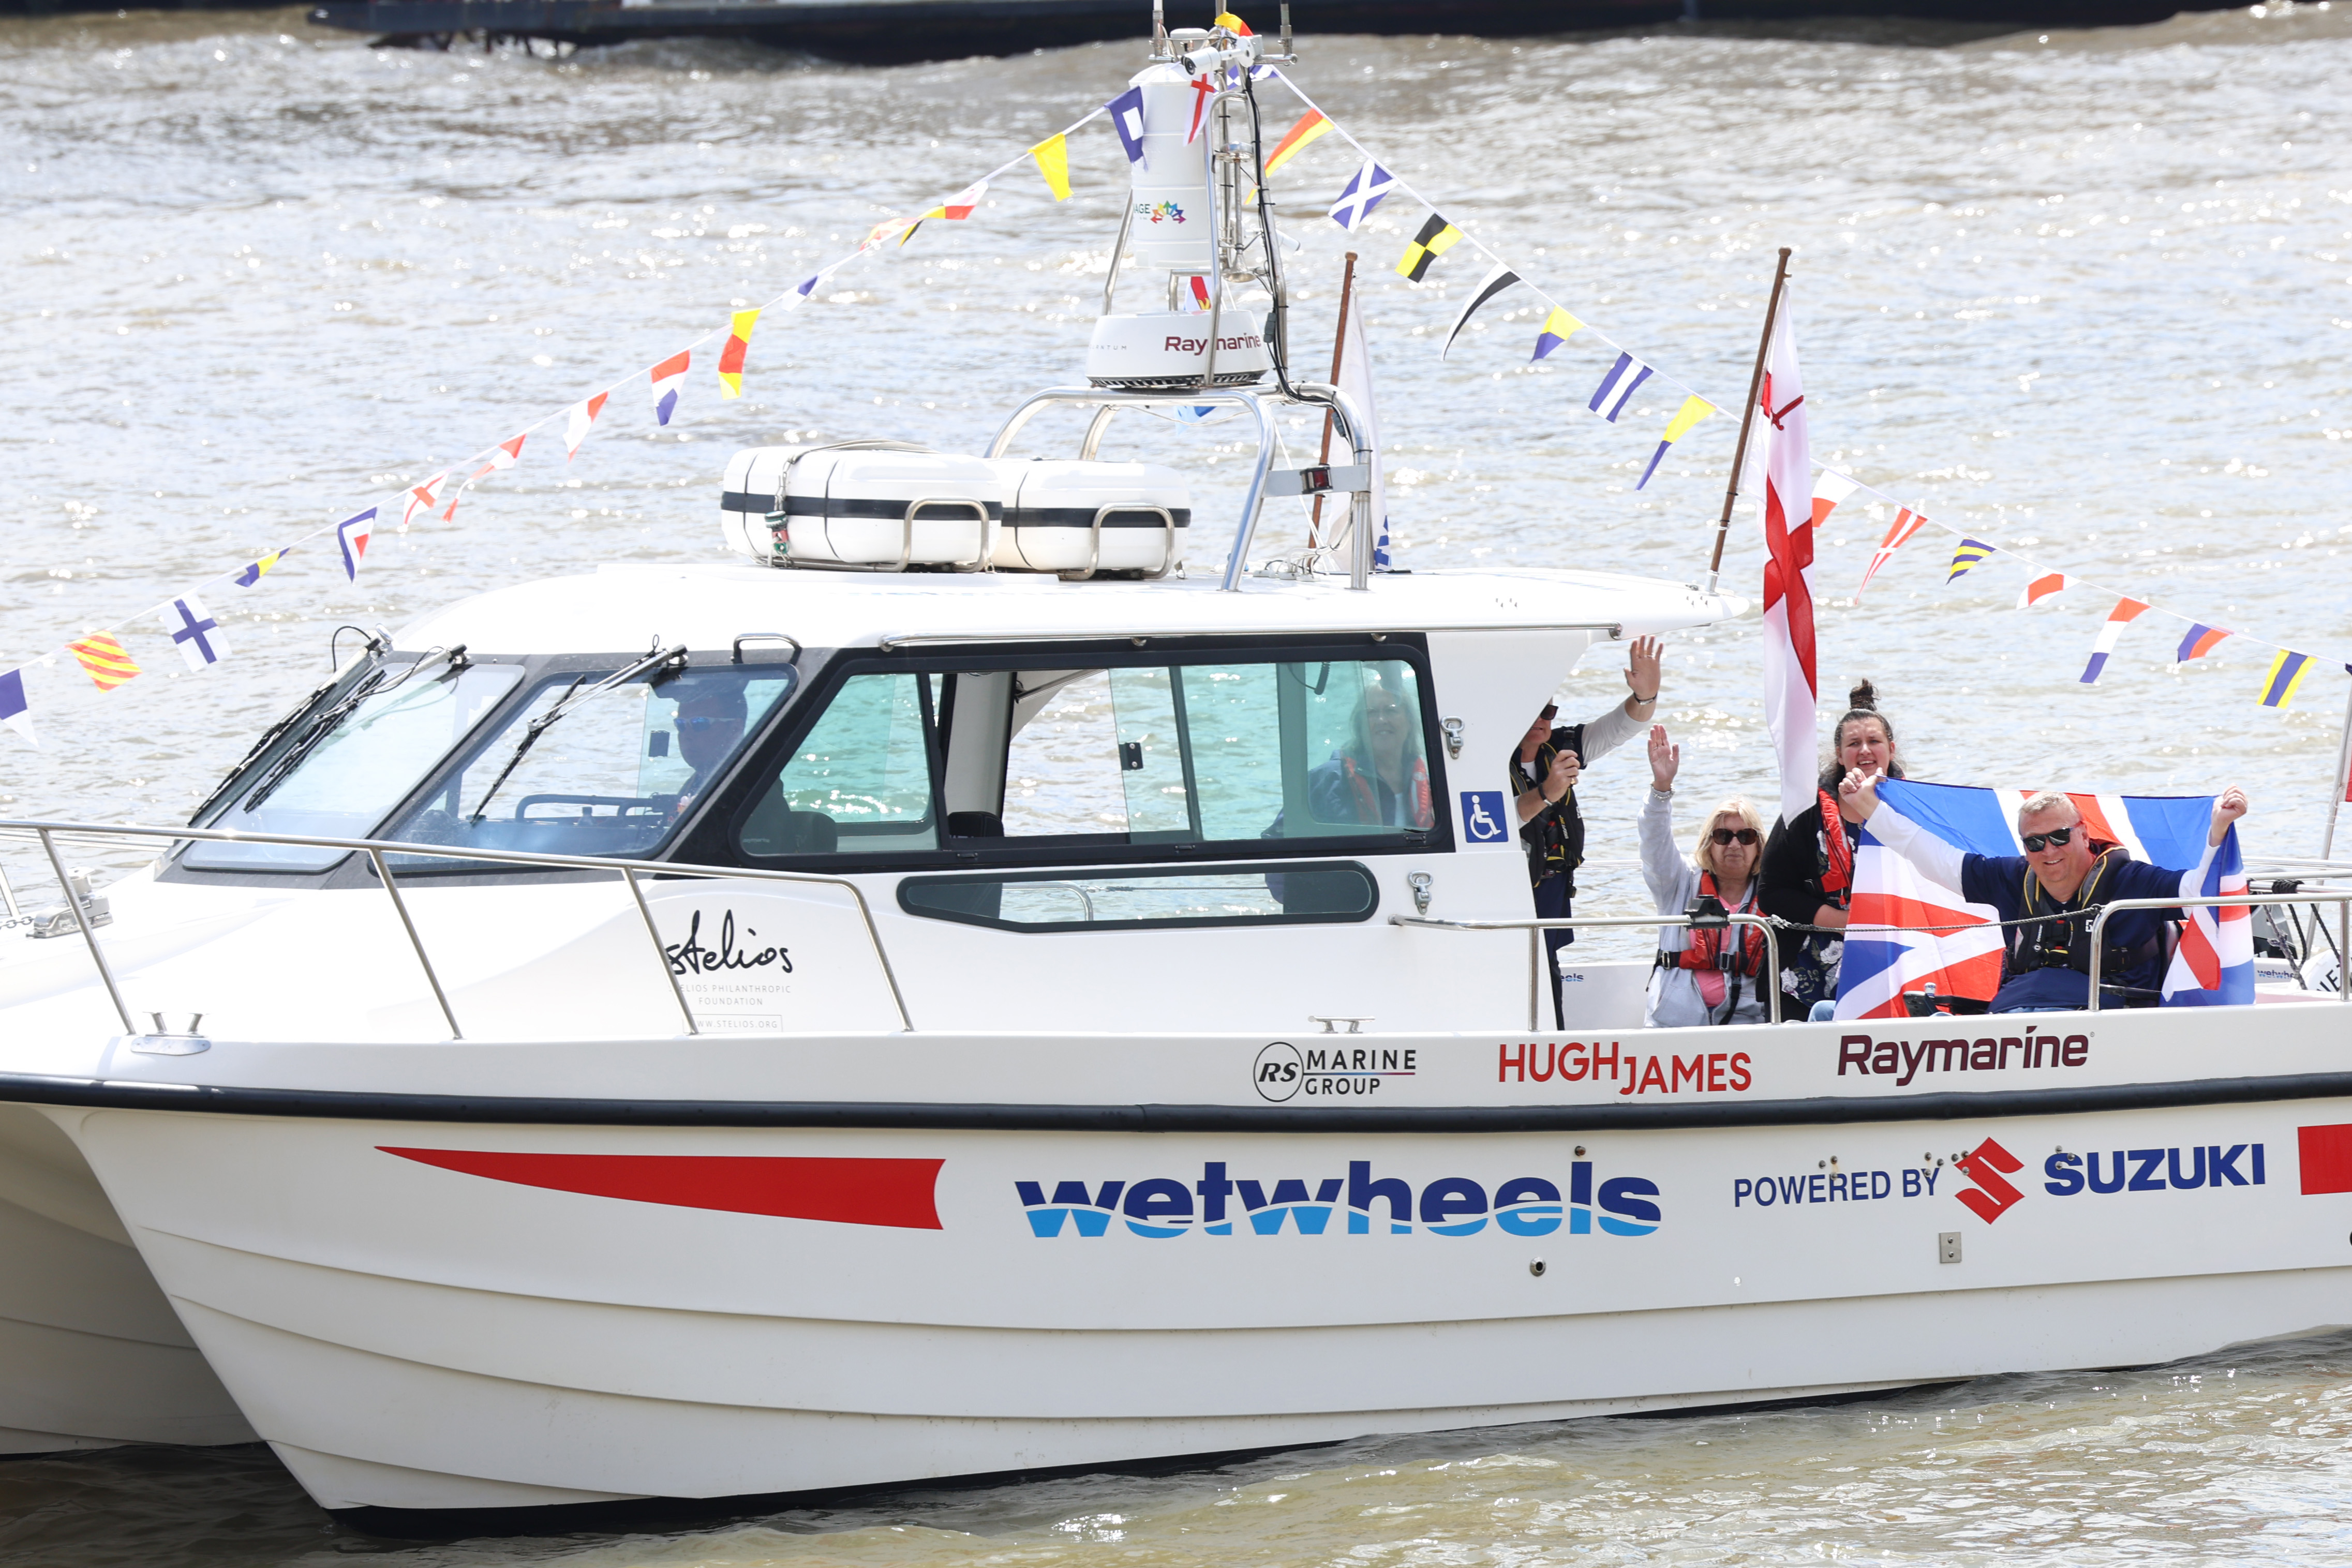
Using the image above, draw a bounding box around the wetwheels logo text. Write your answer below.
[1014,1159,1661,1240]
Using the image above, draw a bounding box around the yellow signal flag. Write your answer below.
[1661,394,1715,443]
[717,308,761,399]
[1029,133,1072,201]
[67,632,141,693]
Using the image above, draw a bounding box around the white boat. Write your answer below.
[5,17,2350,1529]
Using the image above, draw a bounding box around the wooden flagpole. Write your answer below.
[1309,251,1358,549]
[2323,678,2352,862]
[1707,246,1793,594]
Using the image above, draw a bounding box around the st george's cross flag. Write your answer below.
[650,351,690,426]
[1832,778,2252,1018]
[400,473,446,532]
[1328,161,1395,232]
[162,595,229,672]
[1744,292,1818,829]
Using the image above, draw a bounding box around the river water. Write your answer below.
[4,2,2352,1560]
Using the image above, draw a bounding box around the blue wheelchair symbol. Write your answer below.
[1461,790,1509,844]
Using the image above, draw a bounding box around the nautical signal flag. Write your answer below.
[563,394,609,460]
[233,545,292,587]
[1213,10,1251,32]
[400,472,445,531]
[466,433,527,493]
[335,508,376,583]
[1635,396,1716,490]
[0,667,31,747]
[1029,133,1072,201]
[1328,161,1395,232]
[1395,214,1462,283]
[2177,623,2230,664]
[1587,352,1652,423]
[68,632,140,693]
[717,310,761,399]
[1946,538,1993,583]
[1810,469,1859,529]
[1262,109,1330,175]
[901,182,986,246]
[2258,649,2315,709]
[1439,265,1519,360]
[1108,86,1147,167]
[2017,572,2074,609]
[1531,307,1583,362]
[2079,596,2151,684]
[1858,507,1926,598]
[163,595,228,673]
[650,351,690,426]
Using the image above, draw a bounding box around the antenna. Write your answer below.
[1278,1,1292,57]
[1152,0,1168,56]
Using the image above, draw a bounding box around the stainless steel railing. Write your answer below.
[1393,911,1783,1027]
[0,819,914,1039]
[2086,888,2351,1012]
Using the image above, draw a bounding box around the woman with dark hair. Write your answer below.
[1759,679,1904,1016]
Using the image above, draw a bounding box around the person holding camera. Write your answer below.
[1509,636,1664,1029]
[1640,724,1771,1026]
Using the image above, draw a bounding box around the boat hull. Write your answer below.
[0,1105,255,1453]
[33,1029,2352,1516]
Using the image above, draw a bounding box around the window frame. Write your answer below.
[711,633,1452,875]
[897,859,1382,934]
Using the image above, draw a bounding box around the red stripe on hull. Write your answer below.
[379,1148,945,1229]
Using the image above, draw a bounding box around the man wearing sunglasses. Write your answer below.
[1840,771,2250,1013]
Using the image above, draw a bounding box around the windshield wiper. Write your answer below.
[233,648,458,816]
[466,644,686,826]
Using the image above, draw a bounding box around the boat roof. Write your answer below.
[396,563,1749,656]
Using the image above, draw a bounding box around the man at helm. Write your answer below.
[1839,772,2250,1012]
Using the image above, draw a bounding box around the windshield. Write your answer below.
[184,660,526,872]
[381,662,796,869]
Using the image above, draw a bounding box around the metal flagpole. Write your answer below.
[1706,246,1792,594]
[2322,676,2352,862]
[1309,251,1358,549]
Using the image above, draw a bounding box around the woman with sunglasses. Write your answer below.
[1640,725,1771,1026]
[1760,679,1903,1017]
[1841,772,2251,1012]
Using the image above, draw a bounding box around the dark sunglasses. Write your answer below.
[2022,826,2075,852]
[1539,704,1559,721]
[1708,828,1759,846]
[675,714,739,733]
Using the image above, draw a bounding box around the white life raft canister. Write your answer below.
[985,458,1189,576]
[720,443,1002,569]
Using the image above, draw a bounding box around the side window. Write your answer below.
[740,671,938,857]
[1187,658,1435,841]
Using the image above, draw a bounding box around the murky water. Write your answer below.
[5,1,2352,1557]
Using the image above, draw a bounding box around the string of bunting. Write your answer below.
[0,101,1108,750]
[1819,466,2341,710]
[1244,66,2341,716]
[0,56,2326,752]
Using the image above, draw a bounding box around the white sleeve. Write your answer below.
[1576,697,1643,763]
[1864,802,1966,890]
[1639,789,1700,935]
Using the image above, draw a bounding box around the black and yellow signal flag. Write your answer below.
[1395,213,1463,283]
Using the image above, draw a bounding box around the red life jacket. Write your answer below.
[1343,756,1434,829]
[1817,787,1854,900]
[1676,871,1764,1009]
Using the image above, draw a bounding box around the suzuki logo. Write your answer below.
[1954,1137,2025,1223]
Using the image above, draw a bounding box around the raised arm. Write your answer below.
[2210,784,2249,847]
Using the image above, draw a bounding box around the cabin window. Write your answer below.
[738,671,939,856]
[900,861,1379,931]
[183,660,525,872]
[728,647,1440,867]
[378,663,794,867]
